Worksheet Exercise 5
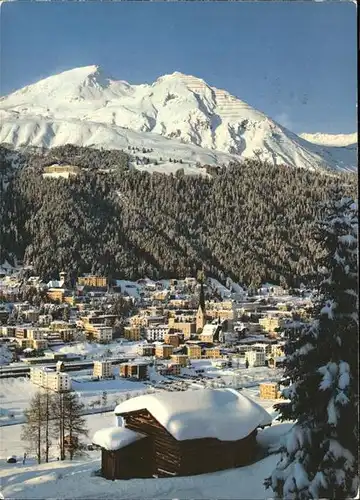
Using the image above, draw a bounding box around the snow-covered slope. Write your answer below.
[299,132,357,147]
[0,65,356,172]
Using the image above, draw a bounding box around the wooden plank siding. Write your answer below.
[121,409,181,476]
[101,436,153,480]
[115,408,259,477]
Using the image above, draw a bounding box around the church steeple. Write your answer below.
[196,271,206,332]
[199,282,205,313]
[197,269,206,310]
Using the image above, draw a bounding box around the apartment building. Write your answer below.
[47,372,72,392]
[236,343,270,357]
[120,362,148,380]
[49,321,77,332]
[168,298,191,308]
[30,367,45,386]
[27,329,45,341]
[202,347,221,359]
[32,339,48,350]
[137,344,155,357]
[93,360,113,379]
[146,315,166,327]
[186,343,202,359]
[30,367,71,392]
[146,307,164,317]
[158,363,181,376]
[168,318,196,339]
[47,288,65,303]
[170,354,189,367]
[123,326,142,341]
[259,316,286,334]
[16,338,32,349]
[167,363,181,375]
[15,326,47,349]
[155,344,174,359]
[77,275,107,288]
[1,325,16,337]
[42,164,81,179]
[246,350,266,367]
[15,325,34,340]
[207,300,234,311]
[259,382,281,400]
[60,329,86,343]
[85,324,113,343]
[129,315,148,328]
[145,325,169,342]
[163,333,183,348]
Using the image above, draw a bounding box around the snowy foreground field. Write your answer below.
[0,410,291,499]
[0,376,148,425]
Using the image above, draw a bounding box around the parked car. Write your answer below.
[6,456,17,463]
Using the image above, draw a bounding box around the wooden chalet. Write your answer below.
[93,388,272,480]
[93,427,152,480]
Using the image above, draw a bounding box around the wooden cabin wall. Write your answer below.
[117,410,259,478]
[178,431,258,476]
[101,437,153,480]
[120,409,182,476]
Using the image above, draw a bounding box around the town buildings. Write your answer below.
[77,275,107,288]
[246,350,266,367]
[145,325,169,342]
[30,367,71,392]
[93,360,113,379]
[259,382,281,399]
[120,362,148,380]
[123,326,142,341]
[155,344,174,359]
[167,318,196,339]
[137,344,155,357]
[186,343,202,359]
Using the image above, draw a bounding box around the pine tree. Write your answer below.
[265,196,358,499]
[21,392,44,464]
[63,391,88,460]
[43,389,52,462]
[51,392,66,460]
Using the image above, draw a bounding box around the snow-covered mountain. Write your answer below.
[299,132,357,147]
[0,65,356,172]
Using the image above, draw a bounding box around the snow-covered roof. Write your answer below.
[47,280,64,288]
[202,324,219,335]
[92,426,145,451]
[114,388,272,441]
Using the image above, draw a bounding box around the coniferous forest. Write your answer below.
[0,144,357,287]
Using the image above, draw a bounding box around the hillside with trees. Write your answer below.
[265,196,358,499]
[0,144,357,288]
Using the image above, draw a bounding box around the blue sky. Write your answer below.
[1,1,357,134]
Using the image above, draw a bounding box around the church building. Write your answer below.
[196,282,207,332]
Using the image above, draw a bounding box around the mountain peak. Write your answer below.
[299,132,357,147]
[156,71,207,86]
[58,64,101,77]
[54,64,112,87]
[0,66,356,173]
